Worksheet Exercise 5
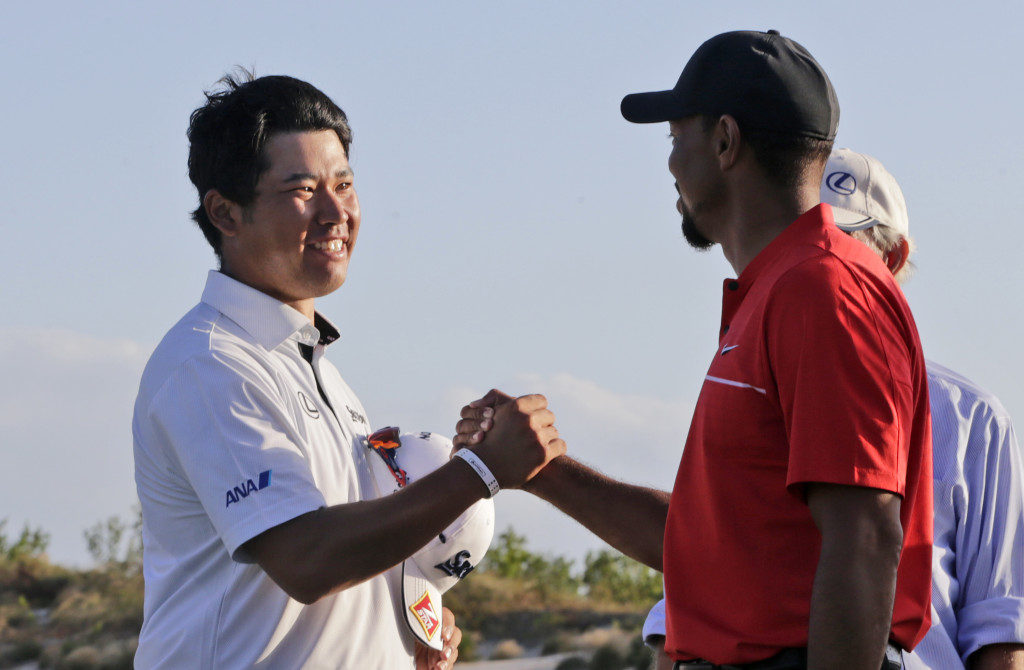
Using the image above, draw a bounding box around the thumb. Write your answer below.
[469,388,513,408]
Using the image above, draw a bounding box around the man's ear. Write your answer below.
[203,189,245,237]
[715,115,742,171]
[885,237,911,275]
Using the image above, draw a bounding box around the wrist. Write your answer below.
[523,454,569,497]
[453,449,500,498]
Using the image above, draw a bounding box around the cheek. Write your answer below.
[347,197,362,241]
[348,193,361,222]
[668,147,689,183]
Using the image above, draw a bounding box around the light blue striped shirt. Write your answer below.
[903,361,1024,669]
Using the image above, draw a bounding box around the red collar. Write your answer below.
[728,203,835,292]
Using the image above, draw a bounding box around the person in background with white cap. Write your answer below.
[642,149,1024,670]
[132,71,565,669]
[458,31,932,669]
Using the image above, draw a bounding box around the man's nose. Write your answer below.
[318,191,350,227]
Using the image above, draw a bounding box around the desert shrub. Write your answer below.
[456,630,480,662]
[0,521,50,562]
[58,643,100,669]
[555,657,590,670]
[489,638,524,660]
[591,643,625,670]
[0,639,43,663]
[573,624,634,655]
[83,509,142,575]
[625,634,654,670]
[542,632,576,655]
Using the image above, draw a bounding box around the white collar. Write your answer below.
[200,271,341,351]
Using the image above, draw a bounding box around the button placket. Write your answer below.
[297,341,353,448]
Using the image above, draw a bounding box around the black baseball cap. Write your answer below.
[620,30,839,140]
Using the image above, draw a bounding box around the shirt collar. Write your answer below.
[200,270,341,351]
[731,203,835,290]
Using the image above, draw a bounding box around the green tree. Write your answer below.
[529,554,580,599]
[0,519,50,561]
[481,528,581,597]
[582,549,662,605]
[481,528,534,579]
[83,506,142,573]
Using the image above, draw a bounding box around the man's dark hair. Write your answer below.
[187,70,353,259]
[700,116,833,191]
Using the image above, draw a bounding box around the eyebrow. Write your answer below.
[281,169,354,183]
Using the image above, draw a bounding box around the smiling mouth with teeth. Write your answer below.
[310,239,346,253]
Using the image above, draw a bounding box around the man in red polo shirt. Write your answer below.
[457,30,931,669]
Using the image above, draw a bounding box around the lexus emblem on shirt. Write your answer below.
[297,391,320,419]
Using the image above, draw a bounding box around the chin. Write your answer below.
[318,271,349,297]
[302,260,350,297]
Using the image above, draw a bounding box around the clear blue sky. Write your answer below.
[2,1,1022,567]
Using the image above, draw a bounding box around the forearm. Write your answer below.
[969,644,1024,670]
[806,539,898,668]
[526,455,670,569]
[246,457,488,603]
[806,483,903,670]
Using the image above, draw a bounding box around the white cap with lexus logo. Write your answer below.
[364,427,495,650]
[821,147,909,236]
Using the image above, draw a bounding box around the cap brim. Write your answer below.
[621,90,689,124]
[831,206,878,231]
[402,562,444,650]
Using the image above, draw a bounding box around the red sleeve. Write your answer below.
[766,255,915,496]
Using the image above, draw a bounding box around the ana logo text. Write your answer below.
[225,470,272,507]
[435,550,475,580]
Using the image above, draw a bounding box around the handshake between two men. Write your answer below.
[450,388,671,574]
[451,389,566,493]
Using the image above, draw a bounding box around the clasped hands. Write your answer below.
[452,389,565,490]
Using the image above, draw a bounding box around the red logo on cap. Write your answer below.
[410,590,440,640]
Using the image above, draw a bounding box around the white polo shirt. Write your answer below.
[132,271,414,669]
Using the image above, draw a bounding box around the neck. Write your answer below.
[285,299,316,324]
[219,262,317,325]
[717,180,821,276]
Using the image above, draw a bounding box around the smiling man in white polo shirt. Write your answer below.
[132,72,566,669]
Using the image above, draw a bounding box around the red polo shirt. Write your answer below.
[663,204,932,664]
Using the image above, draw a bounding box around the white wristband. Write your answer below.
[454,450,500,498]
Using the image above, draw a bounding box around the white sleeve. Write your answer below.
[955,406,1024,660]
[145,351,327,560]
